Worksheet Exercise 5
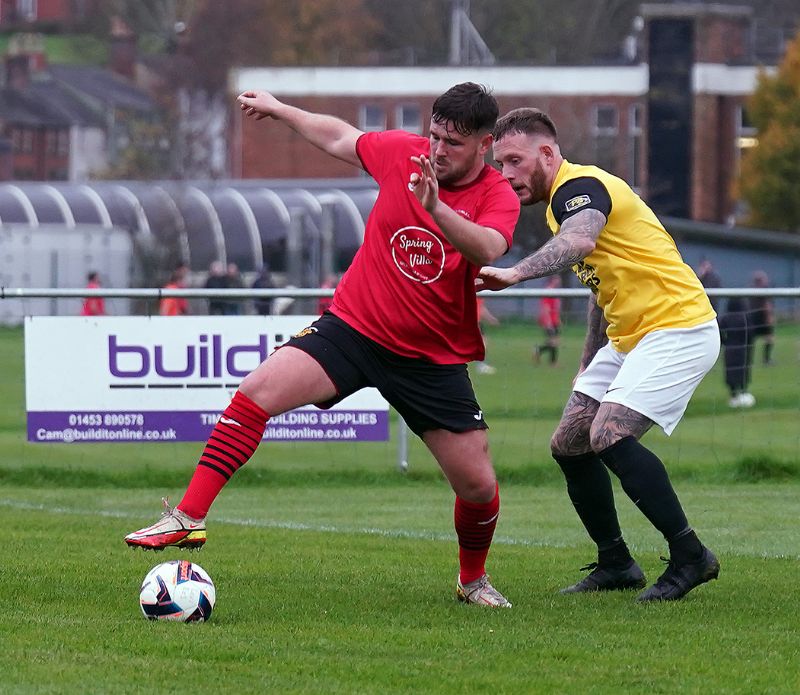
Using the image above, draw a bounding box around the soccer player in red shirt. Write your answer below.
[534,275,562,365]
[125,83,521,607]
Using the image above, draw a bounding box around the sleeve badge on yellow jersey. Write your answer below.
[565,194,591,212]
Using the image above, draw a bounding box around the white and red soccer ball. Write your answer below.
[139,560,215,622]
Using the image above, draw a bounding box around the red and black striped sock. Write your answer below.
[177,391,269,519]
[454,483,500,585]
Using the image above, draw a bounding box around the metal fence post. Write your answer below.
[397,415,409,473]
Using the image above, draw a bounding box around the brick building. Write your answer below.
[0,0,94,27]
[0,33,159,181]
[229,3,774,224]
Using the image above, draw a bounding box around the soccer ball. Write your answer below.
[139,560,216,622]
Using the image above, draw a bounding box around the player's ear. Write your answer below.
[479,132,493,155]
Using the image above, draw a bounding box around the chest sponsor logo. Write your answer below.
[572,260,600,293]
[390,226,446,284]
[565,194,591,212]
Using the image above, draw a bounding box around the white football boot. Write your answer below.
[456,574,512,607]
[125,498,206,550]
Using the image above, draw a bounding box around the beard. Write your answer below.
[521,160,549,205]
[434,158,473,186]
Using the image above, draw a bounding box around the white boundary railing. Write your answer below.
[2,287,799,300]
[3,286,798,472]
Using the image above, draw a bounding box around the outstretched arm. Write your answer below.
[238,90,363,169]
[476,208,605,290]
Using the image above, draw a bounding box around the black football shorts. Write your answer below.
[282,312,487,437]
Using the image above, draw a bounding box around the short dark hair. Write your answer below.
[431,82,498,137]
[493,107,558,143]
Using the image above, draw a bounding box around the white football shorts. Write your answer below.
[573,319,720,435]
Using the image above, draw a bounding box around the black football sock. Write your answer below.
[667,528,704,565]
[599,437,702,563]
[550,347,559,364]
[554,452,631,565]
[764,342,773,364]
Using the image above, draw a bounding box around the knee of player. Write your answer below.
[550,429,586,458]
[588,426,623,454]
[457,472,497,504]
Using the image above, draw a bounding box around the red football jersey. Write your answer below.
[329,130,519,364]
[538,296,561,329]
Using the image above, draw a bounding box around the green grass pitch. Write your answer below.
[1,322,799,694]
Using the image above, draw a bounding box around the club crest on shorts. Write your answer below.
[293,326,318,338]
[565,194,591,212]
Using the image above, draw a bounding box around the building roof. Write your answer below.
[0,85,73,126]
[0,63,156,129]
[48,64,155,113]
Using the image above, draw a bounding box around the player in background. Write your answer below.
[475,297,499,374]
[125,82,521,608]
[533,275,562,366]
[479,108,720,602]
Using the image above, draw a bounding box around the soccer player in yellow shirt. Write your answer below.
[480,108,720,602]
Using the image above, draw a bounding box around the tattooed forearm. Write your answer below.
[512,208,605,281]
[580,295,609,368]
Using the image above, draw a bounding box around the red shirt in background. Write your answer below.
[538,296,561,330]
[330,130,520,364]
[80,280,106,316]
[159,283,188,316]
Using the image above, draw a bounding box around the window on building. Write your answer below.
[359,104,386,132]
[17,0,37,21]
[396,104,422,134]
[13,128,33,154]
[628,103,643,190]
[592,105,618,173]
[735,105,757,168]
[46,130,57,154]
[57,130,69,156]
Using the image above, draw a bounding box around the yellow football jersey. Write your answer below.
[546,160,715,352]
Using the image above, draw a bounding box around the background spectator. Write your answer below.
[696,258,722,312]
[204,261,227,315]
[159,265,189,316]
[80,271,106,316]
[747,270,776,365]
[251,263,275,315]
[719,297,755,408]
[223,262,244,315]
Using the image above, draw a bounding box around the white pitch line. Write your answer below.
[2,498,798,559]
[0,497,570,549]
